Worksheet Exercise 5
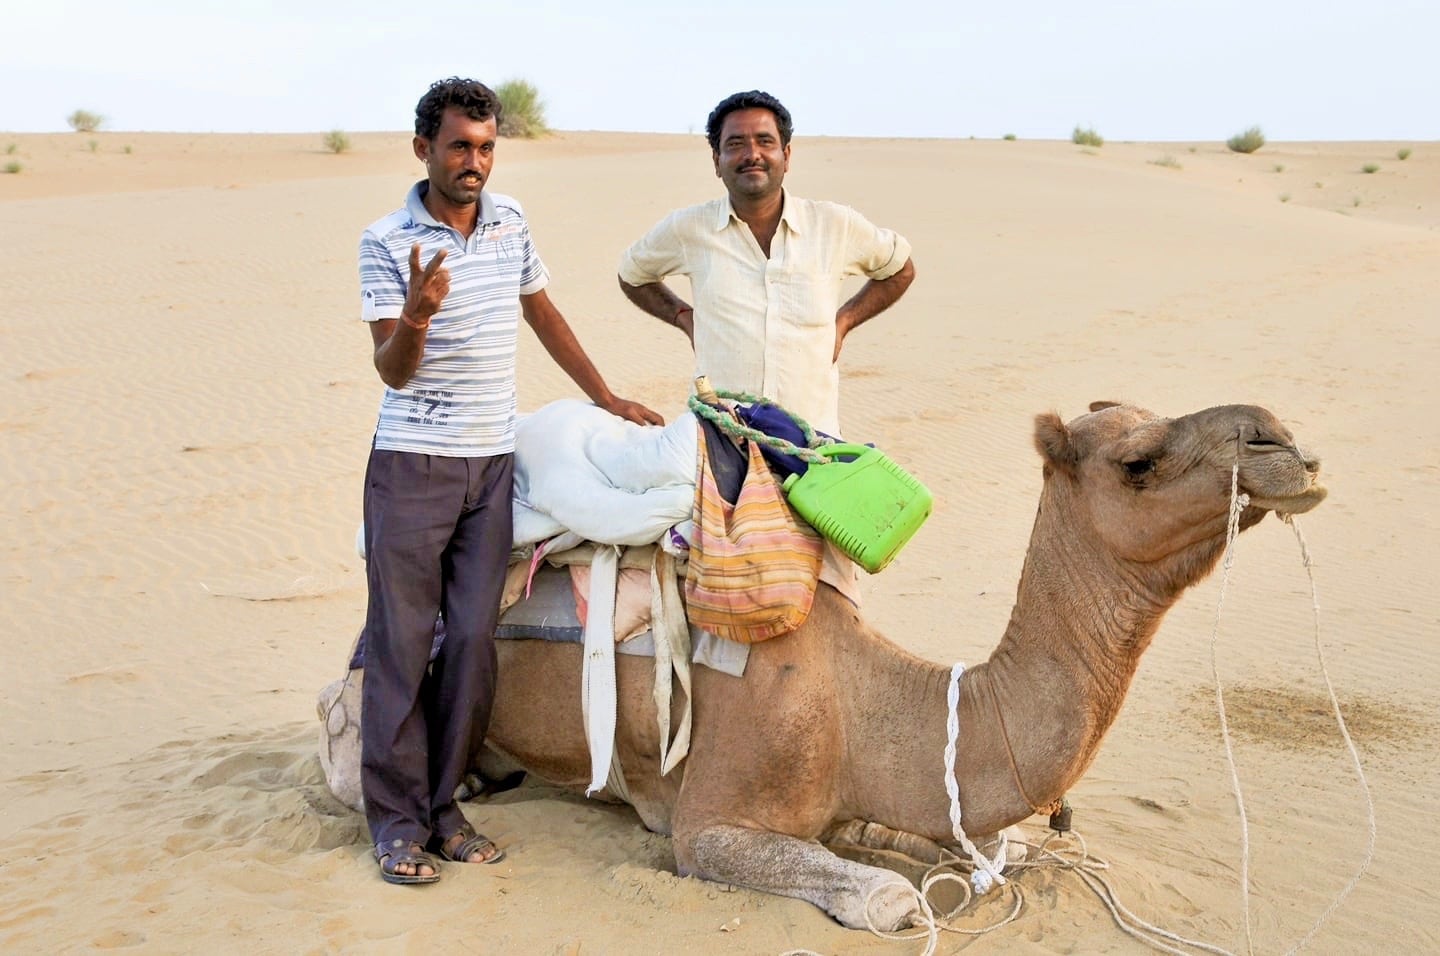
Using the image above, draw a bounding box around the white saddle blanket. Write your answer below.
[510,398,859,605]
[512,399,697,547]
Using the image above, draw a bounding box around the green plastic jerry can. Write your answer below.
[781,443,933,573]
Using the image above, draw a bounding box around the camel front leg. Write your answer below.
[828,819,1032,869]
[679,824,921,931]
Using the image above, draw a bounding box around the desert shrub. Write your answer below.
[1361,163,1379,174]
[3,160,21,174]
[1071,125,1103,147]
[1002,133,1017,141]
[1279,193,1291,203]
[1273,163,1285,173]
[1148,154,1182,169]
[1226,126,1265,154]
[4,143,16,155]
[1396,147,1412,160]
[495,79,550,138]
[67,109,104,133]
[323,130,351,154]
[87,139,99,153]
[123,144,133,155]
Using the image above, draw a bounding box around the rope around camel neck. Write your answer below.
[943,663,1009,893]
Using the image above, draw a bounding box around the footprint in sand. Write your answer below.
[65,670,140,685]
[20,367,86,381]
[91,929,147,949]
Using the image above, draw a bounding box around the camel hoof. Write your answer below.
[860,878,922,933]
[999,824,1029,866]
[317,672,364,813]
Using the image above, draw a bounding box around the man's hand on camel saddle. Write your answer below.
[603,396,665,427]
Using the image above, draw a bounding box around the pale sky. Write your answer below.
[3,0,1434,141]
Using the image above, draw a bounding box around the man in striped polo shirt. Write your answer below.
[359,77,662,885]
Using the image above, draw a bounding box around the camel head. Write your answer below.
[1032,402,1326,572]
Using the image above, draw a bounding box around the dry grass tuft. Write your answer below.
[1226,126,1265,154]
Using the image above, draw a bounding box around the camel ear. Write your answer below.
[1034,412,1078,475]
[1089,400,1121,412]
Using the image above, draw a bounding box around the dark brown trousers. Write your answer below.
[359,448,514,848]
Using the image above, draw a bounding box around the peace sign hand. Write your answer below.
[403,243,450,327]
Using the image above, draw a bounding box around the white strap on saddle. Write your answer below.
[581,546,620,796]
[578,544,697,797]
[651,548,693,774]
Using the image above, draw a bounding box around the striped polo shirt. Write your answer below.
[360,181,549,456]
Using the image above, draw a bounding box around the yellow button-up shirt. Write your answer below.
[619,193,911,437]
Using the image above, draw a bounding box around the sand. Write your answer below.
[1,128,1436,954]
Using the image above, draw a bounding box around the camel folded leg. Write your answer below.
[679,824,921,931]
[827,819,1031,869]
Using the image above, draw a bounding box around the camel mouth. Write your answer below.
[1245,483,1328,515]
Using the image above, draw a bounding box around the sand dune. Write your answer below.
[1,129,1437,953]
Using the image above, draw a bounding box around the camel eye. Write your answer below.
[1123,458,1155,481]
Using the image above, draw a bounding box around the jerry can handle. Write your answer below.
[814,443,871,462]
[782,443,870,493]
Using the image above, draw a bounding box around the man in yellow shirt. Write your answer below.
[617,89,915,439]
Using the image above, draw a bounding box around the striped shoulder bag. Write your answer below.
[683,423,823,643]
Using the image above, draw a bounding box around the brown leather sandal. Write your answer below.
[373,838,441,884]
[436,823,505,864]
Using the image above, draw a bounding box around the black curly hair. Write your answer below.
[414,77,504,140]
[705,91,793,152]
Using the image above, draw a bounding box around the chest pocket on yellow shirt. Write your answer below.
[772,264,835,327]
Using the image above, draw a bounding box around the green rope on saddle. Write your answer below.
[686,388,833,465]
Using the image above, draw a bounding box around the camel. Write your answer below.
[317,400,1326,931]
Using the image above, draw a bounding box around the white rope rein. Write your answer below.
[1208,458,1376,955]
[1278,514,1376,953]
[1211,462,1256,953]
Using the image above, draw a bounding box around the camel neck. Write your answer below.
[975,495,1208,806]
[832,485,1224,844]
